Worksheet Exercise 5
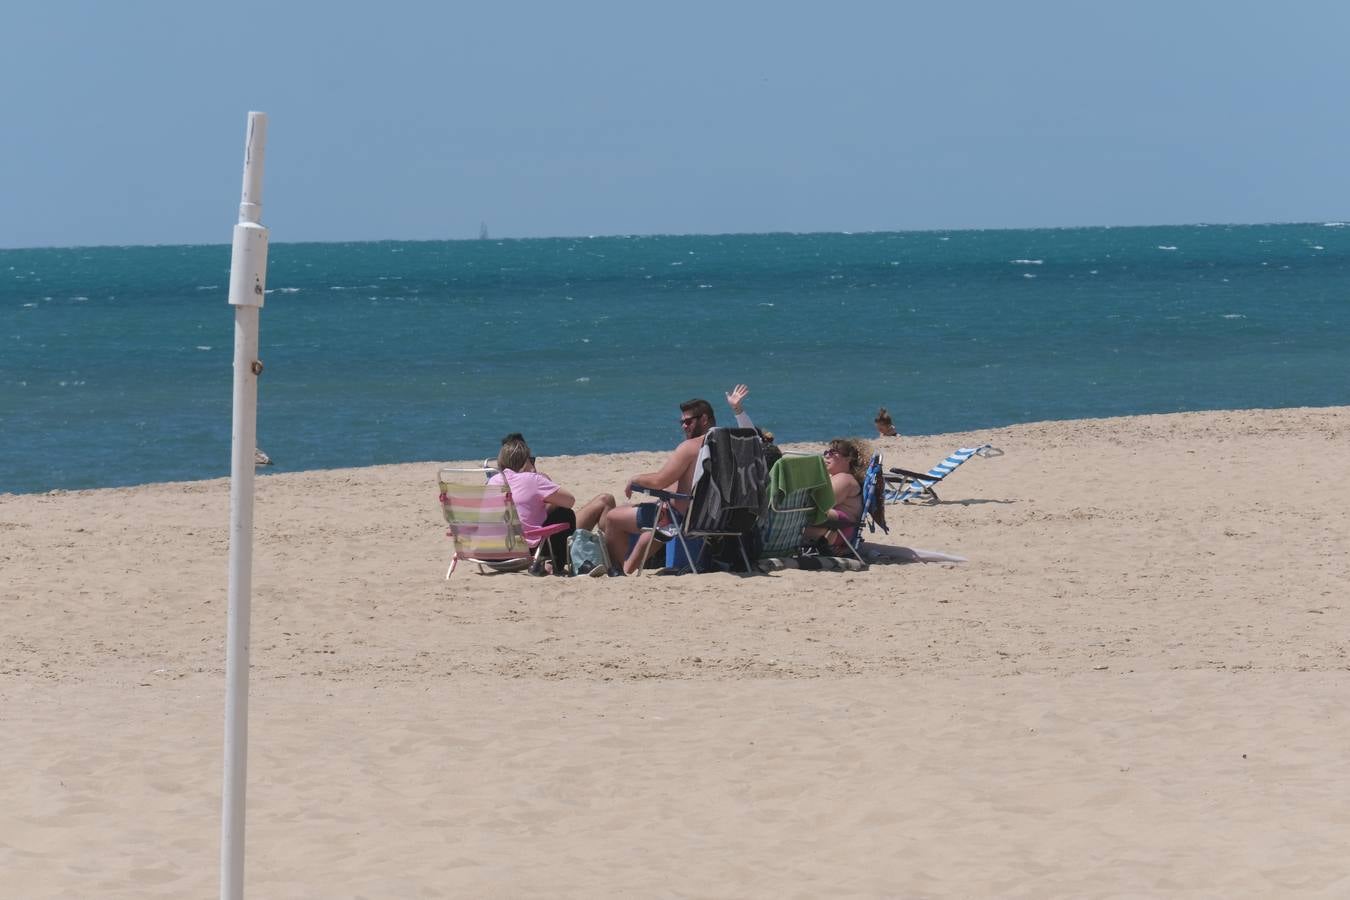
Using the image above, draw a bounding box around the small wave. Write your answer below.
[1323,222,1346,227]
[72,295,88,301]
[669,261,684,266]
[277,287,301,293]
[195,285,219,290]
[1010,259,1043,265]
[575,377,591,383]
[22,302,36,308]
[1157,245,1178,251]
[1222,314,1245,319]
[1022,273,1037,279]
[196,345,212,350]
[698,283,713,289]
[1312,245,1325,250]
[1089,269,1099,275]
[758,302,775,307]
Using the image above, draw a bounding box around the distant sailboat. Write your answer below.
[479,221,489,240]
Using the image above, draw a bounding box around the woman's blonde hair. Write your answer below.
[497,437,530,473]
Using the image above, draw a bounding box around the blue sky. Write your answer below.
[3,1,1346,248]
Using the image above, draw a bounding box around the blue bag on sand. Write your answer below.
[568,528,608,577]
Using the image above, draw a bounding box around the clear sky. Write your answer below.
[3,1,1346,248]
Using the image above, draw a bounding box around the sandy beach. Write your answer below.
[3,406,1348,898]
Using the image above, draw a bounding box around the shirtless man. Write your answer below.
[601,398,715,575]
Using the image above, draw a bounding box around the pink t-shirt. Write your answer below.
[487,469,560,531]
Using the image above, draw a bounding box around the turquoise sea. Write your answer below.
[2,224,1347,495]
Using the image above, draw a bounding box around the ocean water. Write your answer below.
[2,224,1347,495]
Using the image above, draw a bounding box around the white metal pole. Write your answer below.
[222,110,269,900]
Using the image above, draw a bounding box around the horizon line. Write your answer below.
[2,218,1346,253]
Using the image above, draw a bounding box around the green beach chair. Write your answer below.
[756,454,834,560]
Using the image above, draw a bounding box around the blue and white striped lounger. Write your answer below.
[884,445,995,504]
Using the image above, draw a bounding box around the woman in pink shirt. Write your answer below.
[489,436,615,575]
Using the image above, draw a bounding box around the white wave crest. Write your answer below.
[1157,245,1178,251]
[1010,259,1043,265]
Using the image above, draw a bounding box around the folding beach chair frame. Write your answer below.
[437,469,570,578]
[761,489,818,557]
[884,445,1002,504]
[756,454,832,561]
[629,429,765,575]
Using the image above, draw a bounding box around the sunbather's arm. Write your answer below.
[725,383,755,429]
[544,486,575,509]
[625,440,699,498]
[827,473,861,522]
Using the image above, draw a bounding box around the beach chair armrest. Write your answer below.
[629,486,690,503]
[886,467,930,481]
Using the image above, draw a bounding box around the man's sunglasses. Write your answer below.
[680,416,701,427]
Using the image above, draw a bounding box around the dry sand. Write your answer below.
[3,406,1348,898]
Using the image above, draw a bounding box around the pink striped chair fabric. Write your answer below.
[438,473,570,578]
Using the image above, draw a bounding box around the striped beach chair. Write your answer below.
[884,445,999,504]
[756,454,833,560]
[437,470,570,578]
